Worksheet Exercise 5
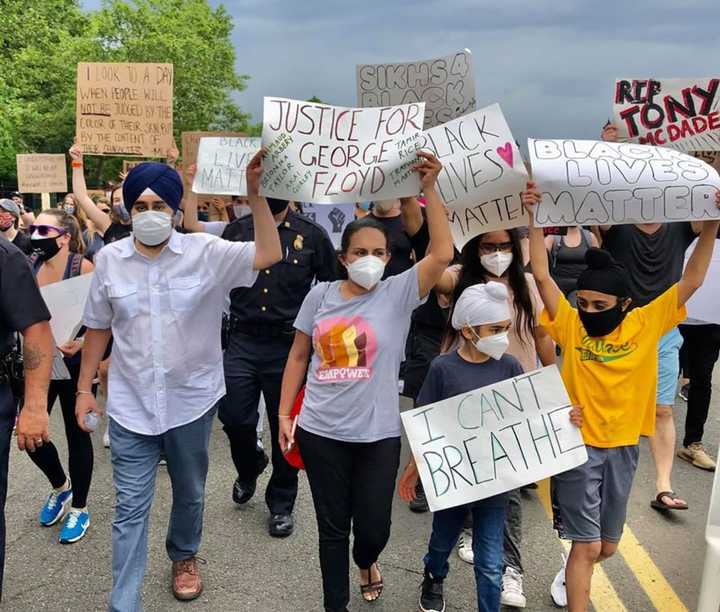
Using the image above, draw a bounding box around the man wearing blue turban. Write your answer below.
[75,156,282,608]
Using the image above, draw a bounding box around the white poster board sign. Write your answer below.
[301,202,354,249]
[260,97,424,203]
[528,139,720,227]
[685,239,720,325]
[357,49,476,129]
[401,365,587,512]
[419,104,528,248]
[612,78,720,152]
[40,274,93,345]
[192,137,261,196]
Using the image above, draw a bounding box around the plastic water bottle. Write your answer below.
[84,412,99,432]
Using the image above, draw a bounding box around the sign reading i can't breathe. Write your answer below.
[357,49,476,129]
[528,138,720,227]
[260,97,425,203]
[401,365,587,512]
[612,78,720,151]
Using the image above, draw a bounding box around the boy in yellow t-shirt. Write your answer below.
[522,181,720,612]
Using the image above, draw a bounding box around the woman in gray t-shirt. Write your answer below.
[278,152,453,612]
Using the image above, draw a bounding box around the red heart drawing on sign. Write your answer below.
[497,143,513,167]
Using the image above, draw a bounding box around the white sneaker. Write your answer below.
[456,529,474,564]
[550,554,568,607]
[501,566,527,608]
[102,426,110,449]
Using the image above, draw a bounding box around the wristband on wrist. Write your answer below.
[75,389,93,396]
[71,161,83,168]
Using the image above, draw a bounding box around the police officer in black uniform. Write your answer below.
[220,198,336,537]
[0,237,53,598]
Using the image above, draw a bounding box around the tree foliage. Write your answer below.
[0,0,251,191]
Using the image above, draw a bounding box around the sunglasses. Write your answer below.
[29,224,67,237]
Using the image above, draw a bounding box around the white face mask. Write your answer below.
[346,255,386,290]
[481,251,513,277]
[132,210,173,246]
[472,330,510,360]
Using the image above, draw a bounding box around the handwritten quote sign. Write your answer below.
[402,365,587,512]
[528,139,720,227]
[418,104,528,248]
[16,154,67,193]
[76,62,174,157]
[260,97,425,203]
[122,160,143,174]
[191,137,261,196]
[613,78,720,151]
[357,50,476,129]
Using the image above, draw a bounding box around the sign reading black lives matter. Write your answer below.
[418,103,528,248]
[401,366,587,512]
[528,139,720,227]
[192,137,261,196]
[357,49,476,129]
[76,63,174,157]
[260,97,425,203]
[612,78,720,152]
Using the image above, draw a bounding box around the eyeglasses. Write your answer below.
[478,242,513,254]
[28,224,67,237]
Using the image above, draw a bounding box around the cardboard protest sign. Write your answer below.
[260,97,425,203]
[192,137,261,196]
[613,78,720,152]
[76,62,174,157]
[402,365,587,512]
[40,274,93,345]
[122,160,144,174]
[301,202,355,249]
[528,139,720,227]
[16,154,67,193]
[685,239,720,325]
[357,49,476,129]
[418,104,528,248]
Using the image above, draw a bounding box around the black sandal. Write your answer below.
[650,490,688,511]
[360,563,384,602]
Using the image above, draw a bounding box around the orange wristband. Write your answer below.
[71,161,83,168]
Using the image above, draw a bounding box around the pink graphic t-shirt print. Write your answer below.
[313,316,377,383]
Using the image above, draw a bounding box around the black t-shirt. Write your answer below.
[602,223,697,306]
[11,230,33,256]
[103,222,132,245]
[0,237,51,353]
[371,214,414,279]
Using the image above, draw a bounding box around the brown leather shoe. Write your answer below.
[172,557,204,601]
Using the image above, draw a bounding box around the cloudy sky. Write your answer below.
[85,1,720,146]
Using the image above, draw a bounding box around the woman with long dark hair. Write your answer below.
[435,227,555,608]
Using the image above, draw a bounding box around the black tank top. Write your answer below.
[550,230,592,296]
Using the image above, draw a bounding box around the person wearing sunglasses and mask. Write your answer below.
[398,282,582,612]
[522,182,720,612]
[277,151,453,612]
[434,227,555,608]
[74,156,280,608]
[0,198,33,256]
[26,209,95,544]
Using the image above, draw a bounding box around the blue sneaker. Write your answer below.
[39,487,73,526]
[59,509,90,544]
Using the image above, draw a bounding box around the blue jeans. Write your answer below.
[108,406,216,612]
[424,495,507,612]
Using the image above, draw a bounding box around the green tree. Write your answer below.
[1,0,252,190]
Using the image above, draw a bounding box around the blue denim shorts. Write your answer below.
[657,327,683,406]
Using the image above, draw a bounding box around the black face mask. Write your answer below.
[267,197,289,215]
[197,211,210,222]
[32,237,61,262]
[578,302,627,338]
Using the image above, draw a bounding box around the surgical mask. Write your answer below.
[132,210,173,246]
[481,252,513,277]
[64,205,75,215]
[31,236,61,261]
[197,211,210,222]
[346,255,386,290]
[578,303,627,338]
[472,331,510,360]
[114,203,131,224]
[373,200,396,214]
[0,219,13,231]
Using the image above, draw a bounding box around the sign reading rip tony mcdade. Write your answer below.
[401,366,587,512]
[260,97,424,203]
[528,139,720,227]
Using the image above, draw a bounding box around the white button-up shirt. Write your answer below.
[83,231,257,435]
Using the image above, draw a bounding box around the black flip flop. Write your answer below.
[650,490,688,511]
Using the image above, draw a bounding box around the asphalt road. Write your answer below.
[3,370,718,611]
